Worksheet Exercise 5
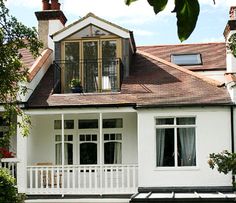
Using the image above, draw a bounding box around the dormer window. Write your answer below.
[60,38,121,93]
[171,53,202,66]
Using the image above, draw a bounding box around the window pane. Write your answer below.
[92,134,97,141]
[103,118,123,128]
[104,134,109,140]
[116,134,122,140]
[171,54,202,65]
[65,135,73,141]
[80,134,85,141]
[177,117,195,125]
[54,120,61,129]
[55,143,73,165]
[86,134,91,141]
[102,41,118,91]
[78,119,98,129]
[104,142,122,164]
[64,42,80,93]
[65,120,74,129]
[80,143,97,164]
[156,118,174,125]
[55,135,61,141]
[156,128,174,167]
[177,128,196,166]
[54,120,74,129]
[83,41,98,93]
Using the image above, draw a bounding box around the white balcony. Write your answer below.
[27,164,138,195]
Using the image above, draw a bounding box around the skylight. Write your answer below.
[171,53,202,66]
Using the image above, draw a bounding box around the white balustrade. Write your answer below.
[0,158,18,179]
[26,164,138,195]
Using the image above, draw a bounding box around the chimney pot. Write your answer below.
[229,6,236,20]
[51,0,60,10]
[42,0,51,10]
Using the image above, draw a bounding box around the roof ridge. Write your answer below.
[52,12,130,38]
[137,50,221,87]
[137,42,225,48]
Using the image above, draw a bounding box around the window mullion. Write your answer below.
[174,119,178,168]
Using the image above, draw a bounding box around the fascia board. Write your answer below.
[53,16,130,42]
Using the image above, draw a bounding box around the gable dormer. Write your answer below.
[52,13,136,94]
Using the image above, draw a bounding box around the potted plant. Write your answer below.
[70,78,83,93]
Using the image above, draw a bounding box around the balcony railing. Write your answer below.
[26,164,138,195]
[53,59,123,94]
[0,158,18,179]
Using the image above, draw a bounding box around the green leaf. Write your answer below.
[147,0,168,14]
[173,0,200,41]
[125,0,138,6]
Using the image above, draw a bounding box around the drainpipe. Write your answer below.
[231,106,235,188]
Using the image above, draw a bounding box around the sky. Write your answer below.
[5,0,236,46]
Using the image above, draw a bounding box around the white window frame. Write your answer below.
[78,132,99,165]
[54,134,74,165]
[155,116,197,169]
[54,119,76,165]
[103,133,122,164]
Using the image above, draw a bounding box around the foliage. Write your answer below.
[70,78,82,88]
[0,0,42,137]
[0,147,14,159]
[228,33,236,58]
[208,150,236,175]
[0,168,25,203]
[126,0,208,41]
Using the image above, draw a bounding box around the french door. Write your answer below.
[63,39,120,93]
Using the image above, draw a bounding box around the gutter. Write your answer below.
[135,103,234,109]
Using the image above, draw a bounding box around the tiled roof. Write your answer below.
[19,48,52,82]
[137,42,226,71]
[27,50,231,108]
[19,48,35,69]
[28,49,52,82]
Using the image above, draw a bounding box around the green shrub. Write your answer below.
[0,168,25,203]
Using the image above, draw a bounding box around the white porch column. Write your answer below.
[99,113,103,193]
[99,113,103,165]
[61,114,65,196]
[16,115,28,193]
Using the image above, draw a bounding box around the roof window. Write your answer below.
[171,53,202,66]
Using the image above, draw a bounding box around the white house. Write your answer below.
[1,1,236,203]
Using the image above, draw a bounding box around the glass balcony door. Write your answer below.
[62,39,120,93]
[64,42,80,93]
[102,40,118,91]
[83,41,99,93]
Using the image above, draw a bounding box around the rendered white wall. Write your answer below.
[27,112,137,165]
[48,20,64,52]
[137,107,232,187]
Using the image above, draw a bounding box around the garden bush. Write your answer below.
[0,168,25,203]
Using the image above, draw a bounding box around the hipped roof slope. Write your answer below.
[138,42,226,71]
[27,50,231,108]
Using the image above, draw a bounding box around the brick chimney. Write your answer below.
[35,0,67,50]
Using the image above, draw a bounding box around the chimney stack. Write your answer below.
[35,0,67,50]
